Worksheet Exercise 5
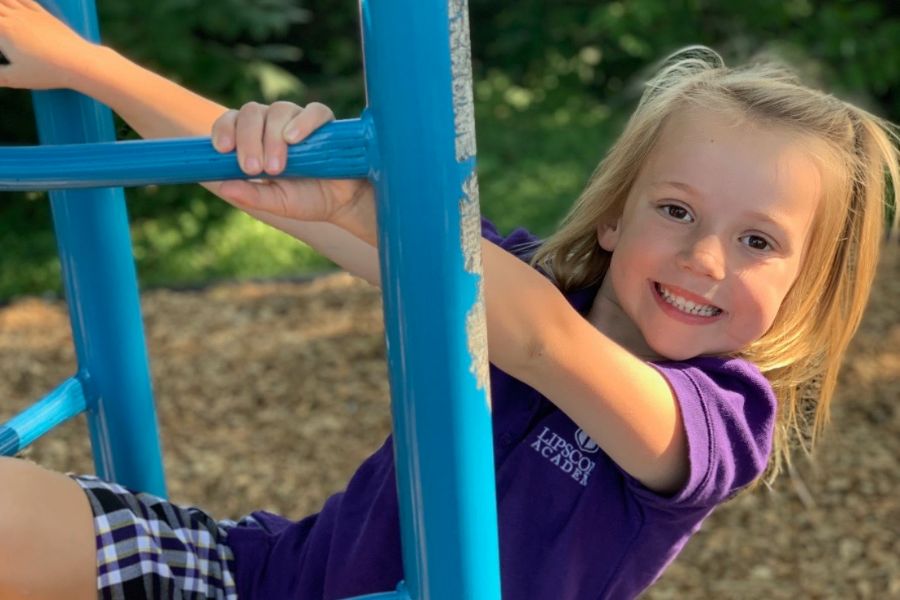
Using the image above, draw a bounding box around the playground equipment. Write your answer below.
[0,1,501,598]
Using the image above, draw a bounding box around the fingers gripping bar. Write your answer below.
[0,117,372,191]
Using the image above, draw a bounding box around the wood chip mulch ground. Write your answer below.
[1,244,897,599]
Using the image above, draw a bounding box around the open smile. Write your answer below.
[651,282,724,324]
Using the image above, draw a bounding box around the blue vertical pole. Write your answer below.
[360,1,501,599]
[30,0,166,496]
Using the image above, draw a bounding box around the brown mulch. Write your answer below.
[1,245,898,599]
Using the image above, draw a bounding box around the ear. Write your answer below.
[597,219,621,252]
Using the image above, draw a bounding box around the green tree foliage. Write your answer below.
[467,0,899,230]
[0,0,312,299]
[1,0,898,300]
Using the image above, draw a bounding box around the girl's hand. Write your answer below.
[211,101,376,245]
[0,0,94,90]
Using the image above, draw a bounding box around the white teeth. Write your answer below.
[657,284,721,317]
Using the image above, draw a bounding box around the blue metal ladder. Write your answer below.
[0,1,501,598]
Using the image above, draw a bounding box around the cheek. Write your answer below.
[608,242,653,297]
[728,273,790,341]
[610,233,660,274]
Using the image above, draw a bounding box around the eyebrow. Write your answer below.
[653,181,700,196]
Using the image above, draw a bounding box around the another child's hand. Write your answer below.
[0,0,94,90]
[211,101,376,244]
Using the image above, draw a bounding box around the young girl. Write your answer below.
[0,1,897,598]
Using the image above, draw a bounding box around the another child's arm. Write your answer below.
[0,0,223,139]
[0,0,380,284]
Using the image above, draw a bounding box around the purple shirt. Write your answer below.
[227,219,776,599]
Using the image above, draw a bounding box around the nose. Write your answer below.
[677,233,726,280]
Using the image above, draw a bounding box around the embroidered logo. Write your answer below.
[575,428,599,453]
[530,426,598,487]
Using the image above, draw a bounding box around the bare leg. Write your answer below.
[0,457,97,600]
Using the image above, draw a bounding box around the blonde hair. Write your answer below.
[531,46,899,485]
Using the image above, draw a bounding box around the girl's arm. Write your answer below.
[482,242,688,494]
[219,102,687,493]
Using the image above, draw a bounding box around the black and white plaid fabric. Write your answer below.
[71,474,255,599]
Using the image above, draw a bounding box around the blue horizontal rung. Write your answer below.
[0,376,87,456]
[0,118,371,191]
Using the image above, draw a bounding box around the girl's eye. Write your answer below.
[660,204,693,222]
[741,234,773,252]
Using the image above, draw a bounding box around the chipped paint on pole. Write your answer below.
[460,174,490,407]
[450,0,490,407]
[449,0,477,162]
[459,173,483,277]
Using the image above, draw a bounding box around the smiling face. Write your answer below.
[590,107,823,361]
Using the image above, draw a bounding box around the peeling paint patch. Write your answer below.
[466,281,490,408]
[460,171,490,407]
[449,0,476,162]
[452,2,487,408]
[459,173,482,275]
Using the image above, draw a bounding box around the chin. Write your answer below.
[656,348,703,362]
[643,326,753,361]
[644,338,705,362]
[655,341,748,362]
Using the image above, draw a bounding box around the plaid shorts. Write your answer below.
[71,474,258,600]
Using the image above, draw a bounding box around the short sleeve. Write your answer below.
[627,356,776,510]
[481,216,541,262]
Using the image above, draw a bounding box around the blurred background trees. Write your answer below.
[1,0,897,300]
